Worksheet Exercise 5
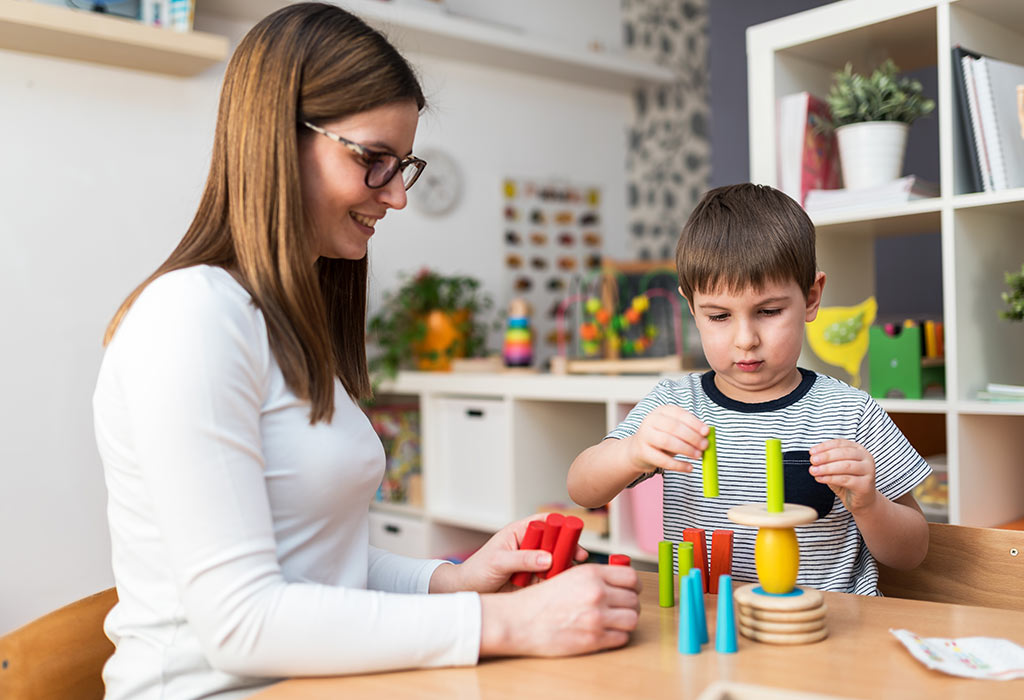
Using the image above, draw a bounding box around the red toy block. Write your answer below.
[683,528,709,592]
[538,513,564,578]
[511,519,547,587]
[547,515,584,578]
[708,529,733,594]
[608,554,631,566]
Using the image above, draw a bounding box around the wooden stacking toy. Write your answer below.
[726,439,828,645]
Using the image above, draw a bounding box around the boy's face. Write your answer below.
[685,272,825,404]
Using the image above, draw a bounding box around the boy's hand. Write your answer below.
[809,439,878,513]
[625,406,709,476]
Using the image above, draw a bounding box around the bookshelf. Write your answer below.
[748,0,1024,528]
[200,0,675,91]
[0,0,228,76]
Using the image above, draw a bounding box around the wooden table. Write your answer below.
[252,572,1024,699]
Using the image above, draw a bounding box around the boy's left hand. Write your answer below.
[808,439,878,514]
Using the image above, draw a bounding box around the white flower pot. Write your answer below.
[835,121,910,190]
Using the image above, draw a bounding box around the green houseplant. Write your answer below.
[368,268,493,380]
[825,59,935,189]
[1001,264,1024,322]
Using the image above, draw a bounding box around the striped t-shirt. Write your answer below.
[607,368,931,595]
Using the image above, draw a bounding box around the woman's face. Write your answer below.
[299,100,420,261]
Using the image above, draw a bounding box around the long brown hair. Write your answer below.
[104,3,425,423]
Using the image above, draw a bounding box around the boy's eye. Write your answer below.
[707,313,729,322]
[759,308,782,316]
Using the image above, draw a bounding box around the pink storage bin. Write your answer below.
[629,473,663,554]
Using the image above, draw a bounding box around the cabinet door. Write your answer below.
[430,397,512,529]
[368,511,430,558]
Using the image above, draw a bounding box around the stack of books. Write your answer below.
[976,383,1024,402]
[953,46,1024,193]
[804,175,939,216]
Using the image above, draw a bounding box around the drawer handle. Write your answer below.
[466,409,485,418]
[384,524,401,534]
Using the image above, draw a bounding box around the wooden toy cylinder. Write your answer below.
[755,526,799,594]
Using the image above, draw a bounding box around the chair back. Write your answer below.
[0,587,117,700]
[877,523,1024,611]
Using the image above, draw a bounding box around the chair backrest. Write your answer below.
[0,587,117,700]
[877,523,1024,611]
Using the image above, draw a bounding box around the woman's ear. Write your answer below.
[804,271,826,322]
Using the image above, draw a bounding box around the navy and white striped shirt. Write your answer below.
[607,369,931,595]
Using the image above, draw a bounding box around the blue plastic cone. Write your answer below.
[690,568,709,645]
[678,574,701,654]
[715,574,737,654]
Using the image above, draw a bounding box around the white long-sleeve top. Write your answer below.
[93,265,481,700]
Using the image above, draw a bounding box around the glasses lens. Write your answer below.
[366,155,400,188]
[402,161,425,190]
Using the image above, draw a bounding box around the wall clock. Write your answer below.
[411,148,462,216]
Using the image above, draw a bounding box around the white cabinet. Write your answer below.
[747,0,1024,527]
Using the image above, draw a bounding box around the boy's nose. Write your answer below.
[734,321,759,350]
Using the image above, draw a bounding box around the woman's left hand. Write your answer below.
[429,515,588,594]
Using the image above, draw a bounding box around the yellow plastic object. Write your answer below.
[805,296,877,388]
[755,527,800,594]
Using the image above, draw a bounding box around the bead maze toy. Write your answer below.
[726,439,828,645]
[550,261,687,374]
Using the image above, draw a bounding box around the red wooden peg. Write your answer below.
[547,515,584,578]
[709,529,733,594]
[608,554,631,566]
[511,519,547,587]
[538,513,564,578]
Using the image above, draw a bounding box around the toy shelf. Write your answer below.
[199,0,674,91]
[0,0,228,76]
[748,0,1024,528]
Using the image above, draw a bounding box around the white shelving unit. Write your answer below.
[748,0,1024,528]
[374,371,664,564]
[0,0,228,76]
[200,0,675,90]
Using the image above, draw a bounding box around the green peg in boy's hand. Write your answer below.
[624,405,710,476]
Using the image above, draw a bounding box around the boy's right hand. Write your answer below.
[624,406,709,476]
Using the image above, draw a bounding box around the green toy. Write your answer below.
[868,326,944,400]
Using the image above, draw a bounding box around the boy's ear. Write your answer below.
[804,272,826,322]
[678,286,695,316]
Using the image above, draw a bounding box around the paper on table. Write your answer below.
[891,629,1024,680]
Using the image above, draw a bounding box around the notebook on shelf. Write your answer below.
[776,92,840,206]
[951,46,985,194]
[804,175,939,215]
[963,53,1024,191]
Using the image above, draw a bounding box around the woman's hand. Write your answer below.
[809,438,878,513]
[479,563,641,657]
[429,515,588,594]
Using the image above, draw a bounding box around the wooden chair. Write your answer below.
[0,588,117,700]
[877,522,1024,611]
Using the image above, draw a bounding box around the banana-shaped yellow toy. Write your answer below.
[805,297,877,387]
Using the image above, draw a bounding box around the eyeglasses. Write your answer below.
[302,121,427,190]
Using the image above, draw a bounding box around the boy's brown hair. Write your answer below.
[675,183,817,300]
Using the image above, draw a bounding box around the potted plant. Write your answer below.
[368,268,493,379]
[825,59,935,189]
[1001,264,1024,322]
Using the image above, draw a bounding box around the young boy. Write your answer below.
[568,183,930,595]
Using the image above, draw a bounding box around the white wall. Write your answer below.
[0,9,631,633]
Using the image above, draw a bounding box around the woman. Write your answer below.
[93,3,639,698]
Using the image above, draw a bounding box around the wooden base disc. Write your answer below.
[738,622,829,645]
[737,604,828,623]
[737,613,825,634]
[733,583,824,612]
